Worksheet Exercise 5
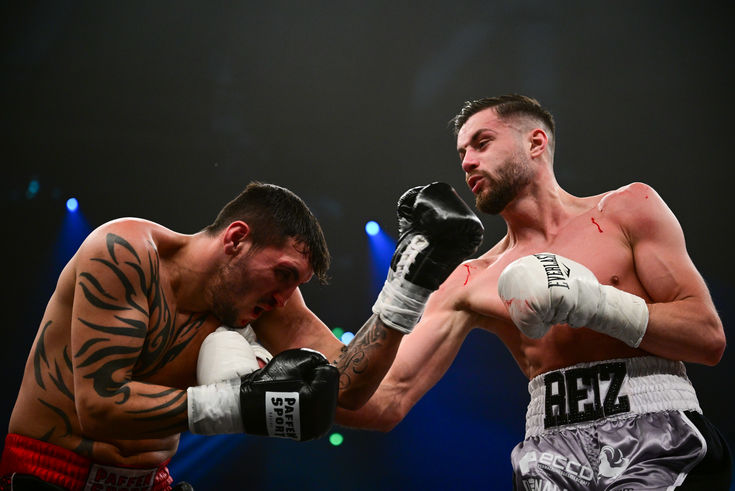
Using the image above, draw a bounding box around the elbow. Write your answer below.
[76,396,115,439]
[699,319,726,366]
[375,410,404,432]
[334,401,408,433]
[702,331,726,366]
[367,400,411,433]
[358,408,405,433]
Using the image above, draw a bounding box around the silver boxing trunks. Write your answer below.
[511,356,731,490]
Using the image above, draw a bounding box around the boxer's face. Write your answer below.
[210,238,313,327]
[456,108,534,214]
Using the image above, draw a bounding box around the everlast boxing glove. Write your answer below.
[498,253,648,347]
[187,349,338,441]
[373,182,484,333]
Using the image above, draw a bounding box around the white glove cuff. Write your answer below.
[372,268,432,334]
[593,286,649,348]
[187,378,244,435]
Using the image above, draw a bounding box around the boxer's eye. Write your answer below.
[275,268,295,283]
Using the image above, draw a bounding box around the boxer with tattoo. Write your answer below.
[1,181,483,490]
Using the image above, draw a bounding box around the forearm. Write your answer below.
[333,314,403,410]
[639,297,725,365]
[335,361,433,431]
[335,388,404,432]
[336,309,468,429]
[77,381,188,440]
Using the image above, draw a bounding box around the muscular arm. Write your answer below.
[71,231,190,439]
[335,270,475,430]
[252,290,403,410]
[621,183,725,365]
[251,183,483,413]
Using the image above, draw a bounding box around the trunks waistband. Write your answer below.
[525,356,701,438]
[0,434,173,491]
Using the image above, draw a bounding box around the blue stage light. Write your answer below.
[365,221,380,236]
[26,180,40,199]
[66,197,79,212]
[366,223,396,299]
[340,331,355,344]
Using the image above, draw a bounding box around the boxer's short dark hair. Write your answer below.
[449,94,555,137]
[205,182,330,283]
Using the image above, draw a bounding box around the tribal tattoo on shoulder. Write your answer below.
[32,233,205,442]
[76,233,205,395]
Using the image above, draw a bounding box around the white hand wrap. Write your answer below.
[187,378,244,434]
[197,326,273,385]
[372,267,433,335]
[497,253,648,347]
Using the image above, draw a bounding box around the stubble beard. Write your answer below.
[475,156,533,215]
[208,252,254,327]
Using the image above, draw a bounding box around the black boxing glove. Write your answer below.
[188,349,338,441]
[372,182,484,333]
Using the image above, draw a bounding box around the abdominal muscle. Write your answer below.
[509,324,644,380]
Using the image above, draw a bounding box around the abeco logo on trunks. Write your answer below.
[518,445,630,490]
[519,450,593,487]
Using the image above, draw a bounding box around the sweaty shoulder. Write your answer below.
[74,218,170,269]
[596,182,677,241]
[597,182,679,248]
[597,182,655,210]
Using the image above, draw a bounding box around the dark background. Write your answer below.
[2,1,733,489]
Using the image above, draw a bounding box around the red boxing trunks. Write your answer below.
[0,434,173,491]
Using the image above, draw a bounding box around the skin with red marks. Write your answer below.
[337,105,724,432]
[591,217,603,233]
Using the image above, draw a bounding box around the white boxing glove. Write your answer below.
[197,326,273,385]
[497,253,648,347]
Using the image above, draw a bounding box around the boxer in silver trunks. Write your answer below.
[513,356,726,490]
[335,95,731,489]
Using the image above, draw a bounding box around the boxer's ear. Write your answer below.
[223,221,250,255]
[529,128,548,158]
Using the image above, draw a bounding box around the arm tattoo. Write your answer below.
[37,398,73,438]
[75,233,201,399]
[61,231,199,439]
[32,321,77,441]
[124,386,189,435]
[30,233,199,440]
[335,315,389,391]
[74,438,95,458]
[33,321,52,390]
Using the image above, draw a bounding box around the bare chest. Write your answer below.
[462,212,640,329]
